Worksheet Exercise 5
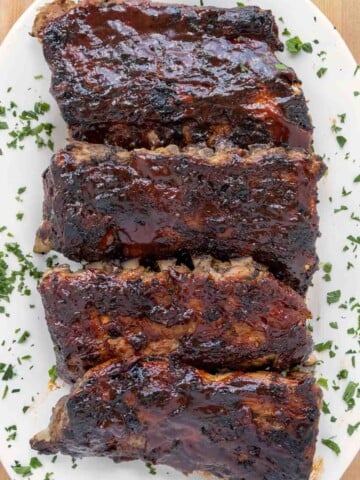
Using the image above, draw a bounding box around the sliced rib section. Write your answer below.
[38,256,312,382]
[35,142,326,293]
[33,0,312,149]
[31,359,322,480]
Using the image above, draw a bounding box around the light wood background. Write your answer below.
[0,0,359,479]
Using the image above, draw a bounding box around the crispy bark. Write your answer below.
[33,0,312,149]
[35,142,326,293]
[31,359,322,480]
[39,257,312,382]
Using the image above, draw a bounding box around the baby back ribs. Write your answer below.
[31,359,322,480]
[35,142,326,293]
[38,256,312,382]
[33,0,312,149]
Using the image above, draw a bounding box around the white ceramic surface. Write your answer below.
[0,0,359,479]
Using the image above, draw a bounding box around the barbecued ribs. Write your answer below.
[31,359,322,480]
[33,0,313,149]
[39,256,312,382]
[34,142,326,293]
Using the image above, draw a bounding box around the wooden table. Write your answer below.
[0,0,359,479]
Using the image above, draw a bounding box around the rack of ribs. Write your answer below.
[34,142,326,293]
[32,0,313,149]
[31,359,322,480]
[38,256,312,382]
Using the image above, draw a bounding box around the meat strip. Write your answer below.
[31,359,322,480]
[34,142,326,293]
[33,0,312,149]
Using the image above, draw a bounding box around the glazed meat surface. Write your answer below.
[31,359,322,480]
[39,256,312,382]
[35,142,326,293]
[33,0,312,149]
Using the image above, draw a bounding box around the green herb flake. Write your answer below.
[275,63,287,71]
[321,438,341,456]
[48,365,58,383]
[0,121,9,130]
[354,174,360,183]
[337,369,349,380]
[30,457,43,469]
[322,401,330,414]
[336,136,347,148]
[343,381,359,410]
[302,42,313,53]
[282,28,291,36]
[327,290,341,305]
[354,64,360,76]
[18,331,30,344]
[317,378,328,390]
[236,2,245,5]
[0,106,5,116]
[314,340,333,352]
[11,461,32,477]
[317,67,328,78]
[34,74,44,80]
[354,91,360,96]
[2,364,15,381]
[16,212,24,221]
[342,187,352,197]
[347,422,360,436]
[44,473,54,480]
[146,462,157,475]
[286,36,303,53]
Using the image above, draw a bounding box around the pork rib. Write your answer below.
[38,257,312,382]
[31,359,322,480]
[35,142,326,293]
[33,0,312,149]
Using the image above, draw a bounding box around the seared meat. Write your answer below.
[39,256,312,382]
[35,142,326,293]
[33,0,312,149]
[31,359,322,480]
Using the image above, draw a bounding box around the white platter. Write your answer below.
[0,0,359,479]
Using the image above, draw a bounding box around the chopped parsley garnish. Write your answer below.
[329,322,338,329]
[285,36,312,54]
[326,290,341,305]
[322,401,330,414]
[343,381,358,410]
[321,438,341,456]
[317,67,328,78]
[354,65,360,76]
[11,457,42,477]
[275,63,287,71]
[16,212,24,221]
[334,205,347,214]
[48,365,58,383]
[336,135,347,148]
[146,462,157,475]
[347,422,360,436]
[18,331,30,344]
[322,262,332,281]
[354,91,360,96]
[1,363,16,381]
[354,174,360,183]
[317,378,328,390]
[314,340,332,352]
[337,113,346,123]
[0,121,9,130]
[34,74,44,80]
[337,369,348,380]
[236,2,245,5]
[282,28,291,36]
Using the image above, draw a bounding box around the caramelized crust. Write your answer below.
[35,142,326,293]
[33,0,312,149]
[31,359,322,480]
[39,257,312,382]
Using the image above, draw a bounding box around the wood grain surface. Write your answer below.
[0,1,359,479]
